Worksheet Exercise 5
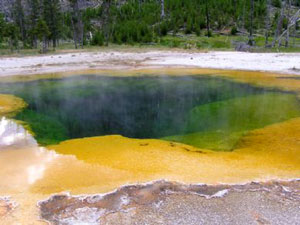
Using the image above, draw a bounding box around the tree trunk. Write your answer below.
[293,23,296,47]
[70,0,83,49]
[242,1,246,29]
[80,21,84,48]
[272,9,300,47]
[205,0,210,37]
[9,38,13,53]
[102,0,112,45]
[33,37,38,49]
[42,36,47,53]
[285,0,291,47]
[15,0,26,46]
[265,0,271,47]
[138,0,141,13]
[53,38,57,50]
[161,0,165,19]
[272,0,286,47]
[71,18,77,49]
[248,0,254,46]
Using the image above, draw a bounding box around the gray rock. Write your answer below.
[233,41,254,52]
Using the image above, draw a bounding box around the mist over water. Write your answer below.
[0,74,299,149]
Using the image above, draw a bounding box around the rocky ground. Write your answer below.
[38,180,300,225]
[0,197,17,219]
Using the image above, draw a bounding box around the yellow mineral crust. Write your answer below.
[0,94,27,117]
[27,118,299,194]
[0,69,299,195]
[0,69,299,225]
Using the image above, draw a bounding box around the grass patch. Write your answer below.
[1,35,299,56]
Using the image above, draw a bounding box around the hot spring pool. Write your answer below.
[0,69,300,223]
[0,74,299,151]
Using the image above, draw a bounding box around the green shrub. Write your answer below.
[185,16,193,34]
[198,17,206,29]
[231,26,238,35]
[91,31,104,46]
[272,0,281,8]
[171,40,180,47]
[206,30,212,37]
[142,32,153,43]
[211,40,230,49]
[195,26,201,36]
[196,42,203,49]
[160,22,168,36]
[282,18,288,29]
[196,39,210,49]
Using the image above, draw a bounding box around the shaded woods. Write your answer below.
[0,0,299,53]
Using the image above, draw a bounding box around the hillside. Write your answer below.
[0,0,299,53]
[0,0,102,19]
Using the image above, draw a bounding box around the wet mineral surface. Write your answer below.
[39,180,300,225]
[0,197,17,219]
[1,69,300,224]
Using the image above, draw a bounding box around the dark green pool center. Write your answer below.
[1,75,299,150]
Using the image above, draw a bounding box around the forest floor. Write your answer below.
[0,49,300,77]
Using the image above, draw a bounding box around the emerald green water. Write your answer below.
[164,93,300,150]
[0,75,299,150]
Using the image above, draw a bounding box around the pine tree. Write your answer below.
[0,14,5,45]
[265,0,272,47]
[161,0,165,19]
[272,0,286,47]
[0,0,299,50]
[101,0,113,45]
[42,0,62,49]
[204,0,211,37]
[285,0,291,47]
[69,0,84,49]
[36,18,50,53]
[28,0,41,48]
[248,0,255,45]
[4,23,20,52]
[13,0,26,45]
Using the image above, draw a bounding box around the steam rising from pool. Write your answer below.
[0,70,299,225]
[0,74,299,151]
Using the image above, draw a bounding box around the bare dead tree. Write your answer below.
[292,20,297,47]
[285,0,291,47]
[265,0,272,47]
[242,0,246,30]
[102,0,112,45]
[69,0,84,49]
[138,0,142,13]
[161,0,165,19]
[248,0,254,45]
[274,9,300,46]
[272,0,286,47]
[205,0,210,37]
